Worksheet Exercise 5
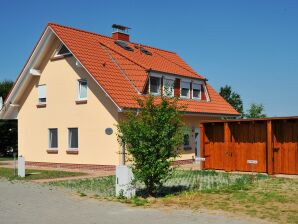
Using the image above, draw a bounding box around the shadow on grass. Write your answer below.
[137,185,190,197]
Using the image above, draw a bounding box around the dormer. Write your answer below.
[147,71,209,101]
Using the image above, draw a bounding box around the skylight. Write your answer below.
[134,45,152,56]
[114,40,134,51]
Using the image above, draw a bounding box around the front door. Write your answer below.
[194,128,200,157]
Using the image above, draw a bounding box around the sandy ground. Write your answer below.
[0,180,266,224]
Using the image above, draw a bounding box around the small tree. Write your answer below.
[117,96,185,196]
[245,103,266,118]
[219,85,244,116]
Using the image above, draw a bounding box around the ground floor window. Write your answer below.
[48,128,58,148]
[68,128,78,149]
[183,133,190,149]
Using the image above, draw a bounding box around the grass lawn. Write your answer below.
[0,157,14,161]
[0,167,87,180]
[153,176,298,223]
[49,170,298,223]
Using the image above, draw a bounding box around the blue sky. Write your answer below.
[0,0,297,116]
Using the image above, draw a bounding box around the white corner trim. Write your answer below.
[29,68,41,76]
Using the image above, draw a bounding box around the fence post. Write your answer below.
[267,120,274,175]
[200,123,205,169]
[224,122,233,171]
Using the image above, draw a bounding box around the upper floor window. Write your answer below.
[78,79,87,100]
[180,81,190,98]
[163,78,174,97]
[149,76,161,95]
[38,84,46,104]
[55,44,71,57]
[192,83,202,100]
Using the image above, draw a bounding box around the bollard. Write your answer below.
[18,156,25,177]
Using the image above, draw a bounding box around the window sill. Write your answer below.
[47,149,58,154]
[66,149,79,154]
[183,146,192,150]
[180,96,190,99]
[36,104,46,108]
[75,99,87,105]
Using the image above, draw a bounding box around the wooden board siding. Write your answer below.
[201,117,298,175]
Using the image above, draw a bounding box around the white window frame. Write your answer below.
[37,84,46,104]
[48,128,58,149]
[192,83,202,100]
[163,76,174,97]
[78,79,88,100]
[149,76,161,95]
[54,44,71,58]
[68,128,78,150]
[180,80,190,99]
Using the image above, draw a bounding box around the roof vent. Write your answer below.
[112,24,130,42]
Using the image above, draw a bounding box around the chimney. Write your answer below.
[112,24,130,42]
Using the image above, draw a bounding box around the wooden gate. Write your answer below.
[272,120,298,174]
[201,117,298,175]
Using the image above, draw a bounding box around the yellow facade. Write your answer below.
[16,40,220,166]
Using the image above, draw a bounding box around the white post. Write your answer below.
[0,97,3,110]
[18,156,25,177]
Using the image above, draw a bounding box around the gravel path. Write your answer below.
[0,180,264,224]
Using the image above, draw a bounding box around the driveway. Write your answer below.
[0,180,264,224]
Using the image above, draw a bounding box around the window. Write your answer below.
[163,78,174,97]
[78,80,87,100]
[192,83,202,99]
[38,85,46,104]
[55,44,71,57]
[180,81,190,98]
[68,128,78,149]
[149,76,161,94]
[49,129,58,148]
[183,134,190,148]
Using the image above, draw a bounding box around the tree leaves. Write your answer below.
[117,96,185,195]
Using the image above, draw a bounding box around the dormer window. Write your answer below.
[54,44,71,57]
[163,78,174,97]
[180,81,190,98]
[149,76,161,95]
[192,83,202,100]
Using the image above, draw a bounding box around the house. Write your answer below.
[0,23,239,169]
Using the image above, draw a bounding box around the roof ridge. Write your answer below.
[130,41,176,54]
[153,51,203,78]
[48,22,177,55]
[48,22,111,40]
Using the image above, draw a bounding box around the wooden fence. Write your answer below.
[200,117,298,175]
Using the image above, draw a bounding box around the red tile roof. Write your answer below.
[49,23,239,115]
